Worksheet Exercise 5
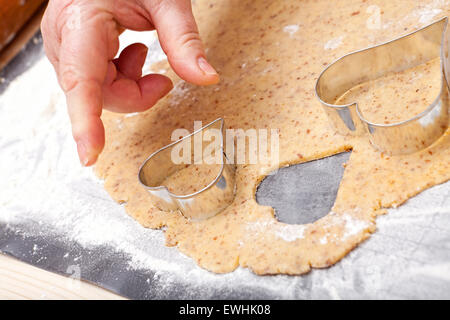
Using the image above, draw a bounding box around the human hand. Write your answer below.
[41,0,219,166]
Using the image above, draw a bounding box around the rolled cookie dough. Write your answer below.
[336,58,442,124]
[95,0,450,275]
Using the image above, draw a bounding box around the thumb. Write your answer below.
[144,0,219,85]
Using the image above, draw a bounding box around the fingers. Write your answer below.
[103,67,173,113]
[41,2,61,70]
[58,10,119,166]
[113,43,148,81]
[65,81,105,167]
[143,0,219,85]
[43,0,213,167]
[103,43,173,113]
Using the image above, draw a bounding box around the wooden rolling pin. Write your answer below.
[0,0,47,70]
[0,0,46,50]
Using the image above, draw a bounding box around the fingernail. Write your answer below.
[197,57,218,76]
[76,140,90,166]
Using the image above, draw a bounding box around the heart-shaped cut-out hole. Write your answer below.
[256,152,351,225]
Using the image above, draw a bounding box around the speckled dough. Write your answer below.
[336,58,441,124]
[95,0,450,275]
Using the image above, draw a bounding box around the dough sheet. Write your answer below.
[95,0,450,274]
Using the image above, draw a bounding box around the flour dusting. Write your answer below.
[418,8,443,24]
[342,214,370,239]
[405,0,449,26]
[283,24,300,37]
[246,219,306,242]
[0,17,449,299]
[324,36,344,50]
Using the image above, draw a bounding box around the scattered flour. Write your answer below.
[342,214,370,240]
[324,36,345,50]
[0,33,312,299]
[399,0,449,27]
[245,219,306,242]
[0,26,449,299]
[245,213,371,243]
[408,263,450,282]
[274,224,306,242]
[169,80,193,105]
[283,24,300,37]
[418,7,443,24]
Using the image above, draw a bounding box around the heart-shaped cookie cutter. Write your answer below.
[138,118,236,221]
[316,17,449,155]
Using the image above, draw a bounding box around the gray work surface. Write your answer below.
[257,152,351,225]
[0,32,449,300]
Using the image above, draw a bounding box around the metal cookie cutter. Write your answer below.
[316,18,449,155]
[138,118,236,221]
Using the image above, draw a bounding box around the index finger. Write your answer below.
[58,10,119,166]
